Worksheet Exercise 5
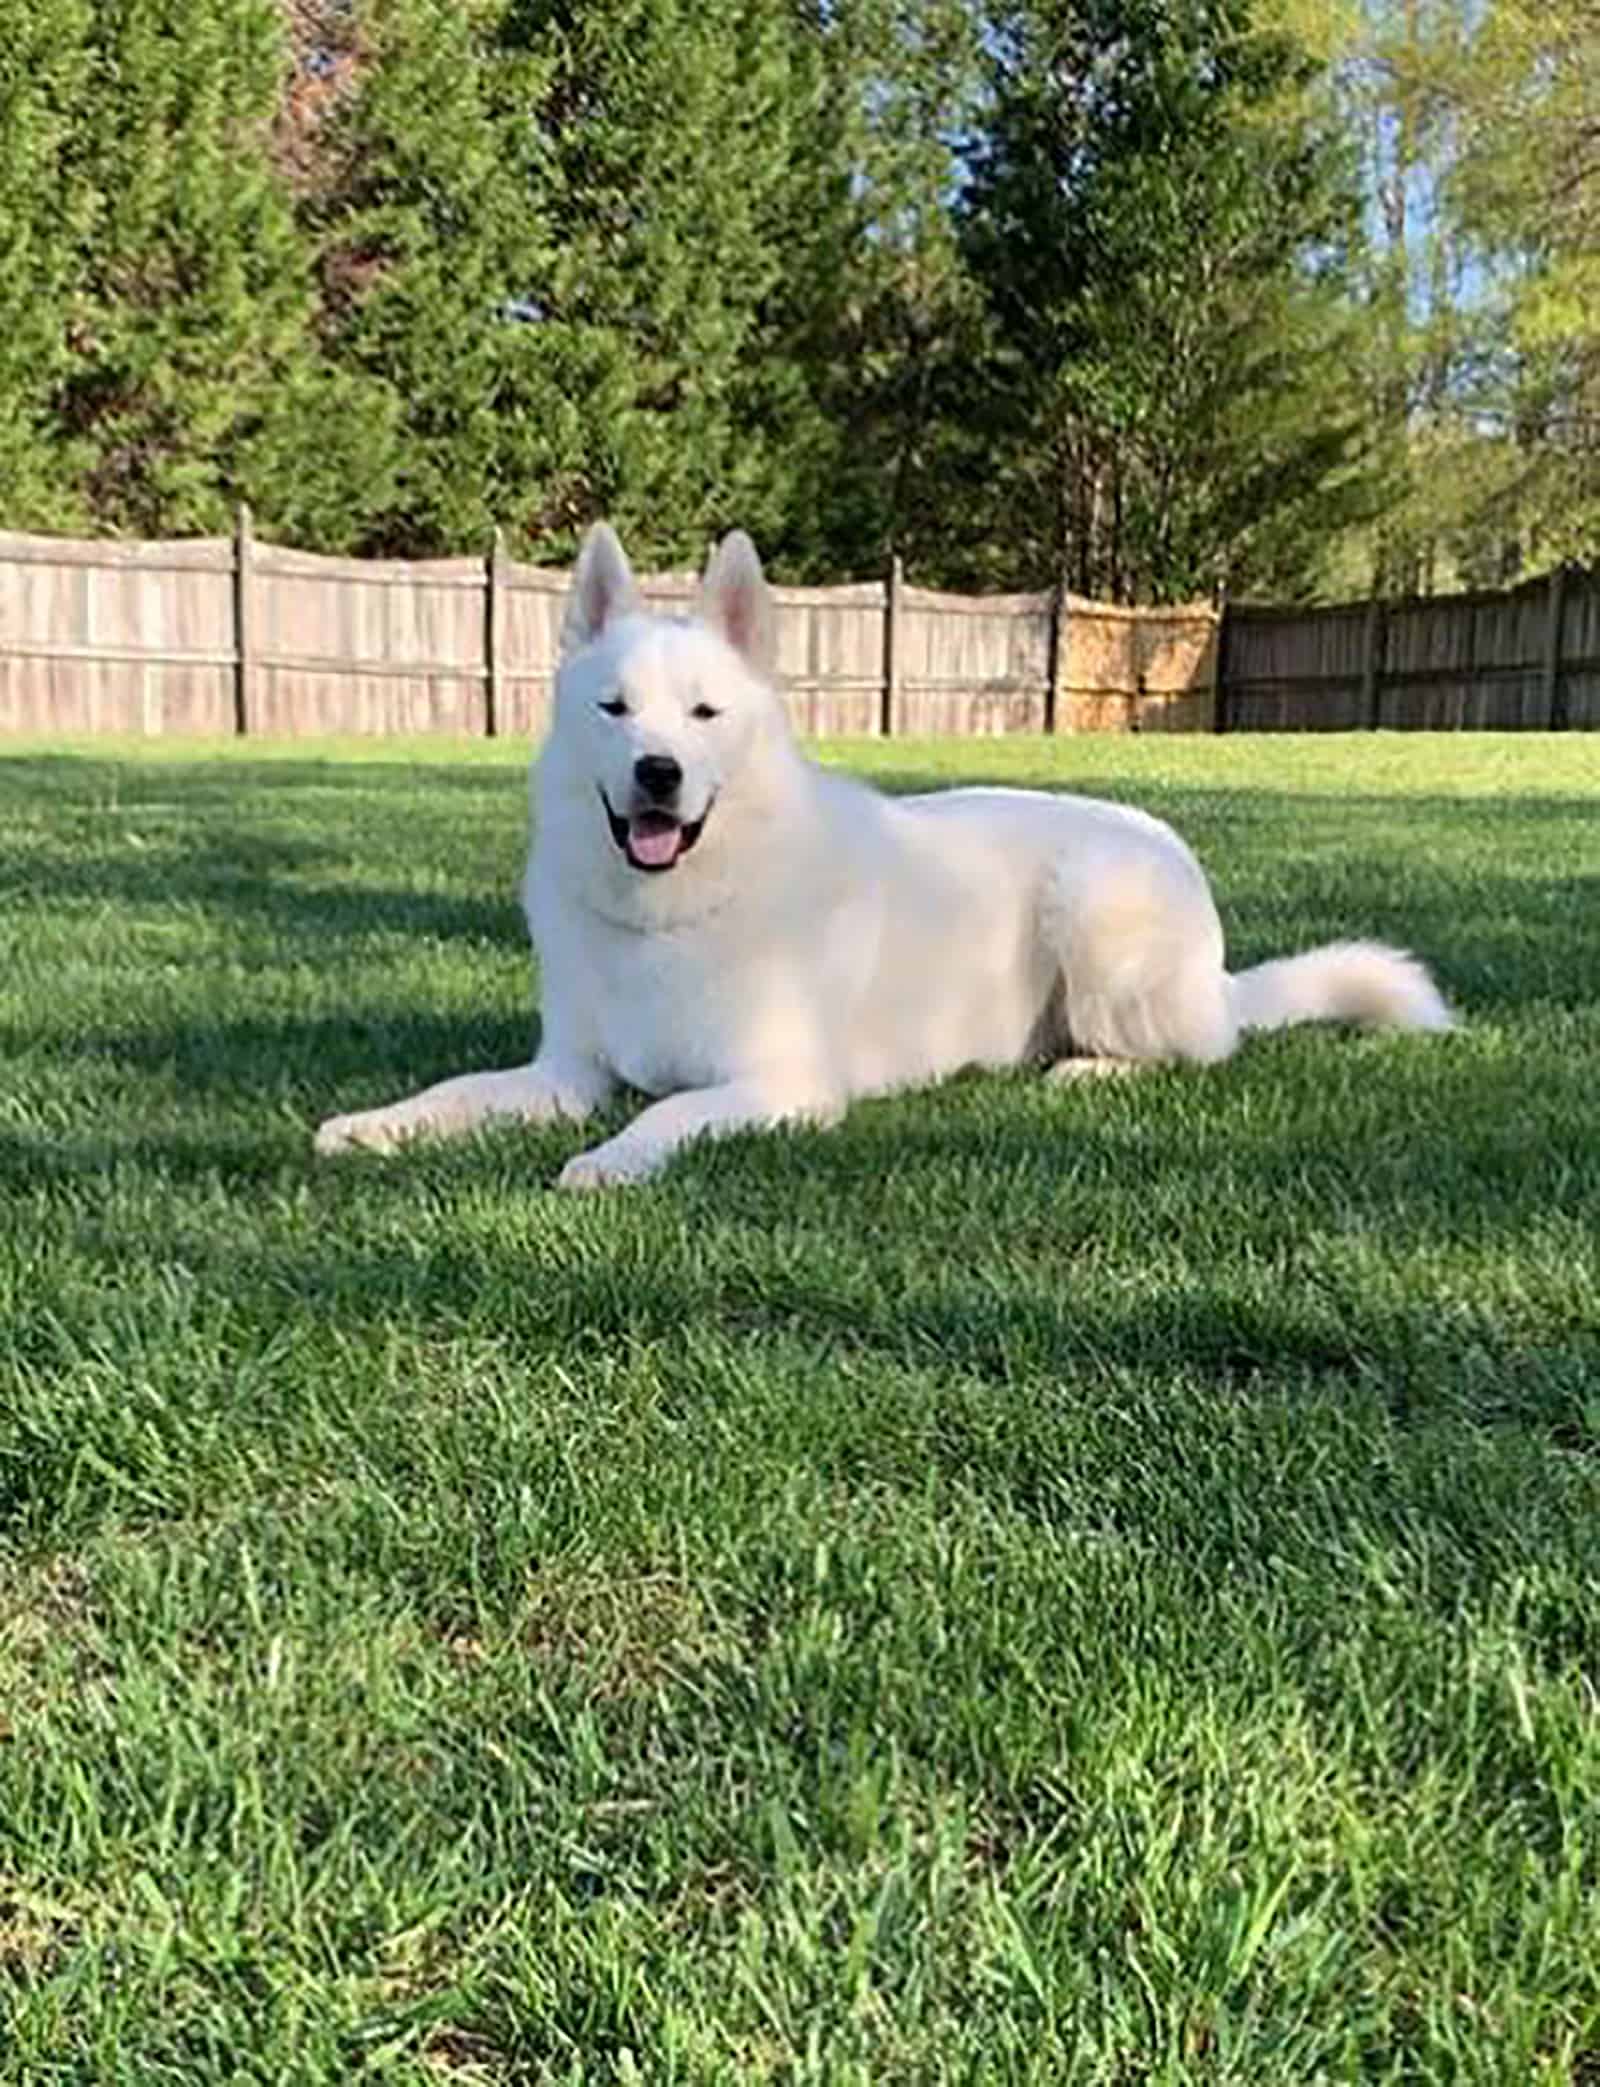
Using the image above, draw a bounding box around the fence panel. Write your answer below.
[0,532,234,734]
[252,545,486,736]
[1132,601,1218,733]
[1221,604,1369,731]
[1465,584,1551,730]
[1229,572,1599,732]
[1058,600,1134,732]
[776,581,885,736]
[897,585,1051,735]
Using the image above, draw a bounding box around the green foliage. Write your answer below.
[8,0,1592,599]
[490,0,828,566]
[1298,0,1600,595]
[766,0,990,582]
[0,0,94,531]
[1445,0,1600,571]
[958,0,1379,602]
[299,0,575,556]
[58,0,348,538]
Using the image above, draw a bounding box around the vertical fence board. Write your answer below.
[1545,565,1568,729]
[1362,599,1384,729]
[1046,580,1067,734]
[882,555,902,737]
[1562,571,1600,729]
[234,503,255,736]
[485,529,505,740]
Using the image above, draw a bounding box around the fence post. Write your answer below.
[1045,576,1068,734]
[233,502,256,737]
[1544,564,1568,730]
[485,527,505,739]
[1212,589,1230,733]
[1362,597,1386,730]
[881,553,902,737]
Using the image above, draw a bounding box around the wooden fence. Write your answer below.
[0,514,1594,736]
[1219,566,1599,732]
[0,515,1214,739]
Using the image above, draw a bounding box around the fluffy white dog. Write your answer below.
[315,524,1452,1187]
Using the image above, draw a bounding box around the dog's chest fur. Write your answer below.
[545,897,802,1097]
[593,931,741,1095]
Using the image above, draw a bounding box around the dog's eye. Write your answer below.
[598,697,628,718]
[690,702,721,722]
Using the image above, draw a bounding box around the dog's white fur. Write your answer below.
[315,524,1453,1186]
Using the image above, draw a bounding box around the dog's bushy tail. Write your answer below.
[1229,940,1453,1037]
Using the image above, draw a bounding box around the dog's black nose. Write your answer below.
[633,754,682,802]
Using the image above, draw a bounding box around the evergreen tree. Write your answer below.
[495,0,826,565]
[0,0,93,529]
[58,0,380,539]
[960,0,1377,602]
[295,0,582,556]
[1,0,1456,597]
[768,0,988,583]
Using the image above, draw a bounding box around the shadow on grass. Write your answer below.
[0,795,529,956]
[9,1096,1593,1620]
[0,750,523,797]
[4,751,1596,997]
[9,1031,1593,1396]
[77,1008,541,1105]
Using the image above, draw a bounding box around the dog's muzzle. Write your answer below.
[600,788,711,873]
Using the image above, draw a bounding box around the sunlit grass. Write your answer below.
[2,733,1597,2082]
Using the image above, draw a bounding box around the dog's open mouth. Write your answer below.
[601,791,710,873]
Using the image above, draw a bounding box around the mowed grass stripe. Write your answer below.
[1,735,1597,2082]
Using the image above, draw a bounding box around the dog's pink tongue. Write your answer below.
[629,816,682,868]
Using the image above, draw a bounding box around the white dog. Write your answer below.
[315,524,1452,1187]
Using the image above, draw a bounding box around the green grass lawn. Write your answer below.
[2,733,1598,2084]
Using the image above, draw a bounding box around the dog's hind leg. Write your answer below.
[1039,826,1238,1074]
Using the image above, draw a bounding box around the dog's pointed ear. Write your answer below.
[698,530,775,677]
[561,523,639,660]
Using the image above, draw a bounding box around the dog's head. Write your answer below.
[541,522,793,896]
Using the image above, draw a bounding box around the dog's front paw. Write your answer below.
[315,1108,406,1156]
[556,1144,652,1192]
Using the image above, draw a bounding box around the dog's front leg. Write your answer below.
[315,1052,613,1156]
[556,1079,840,1191]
